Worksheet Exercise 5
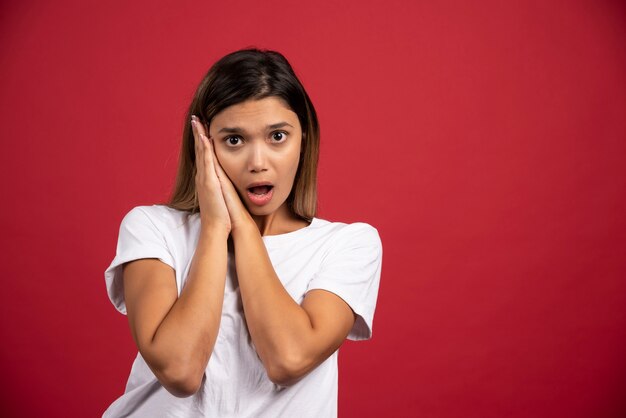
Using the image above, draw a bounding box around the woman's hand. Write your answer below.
[211,150,255,233]
[192,115,254,234]
[191,115,231,234]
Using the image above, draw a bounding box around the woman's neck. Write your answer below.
[251,204,310,236]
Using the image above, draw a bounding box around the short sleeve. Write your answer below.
[104,207,175,315]
[306,223,383,341]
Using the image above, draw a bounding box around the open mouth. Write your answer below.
[247,185,274,195]
[246,184,274,206]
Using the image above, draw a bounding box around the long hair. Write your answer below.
[166,48,320,220]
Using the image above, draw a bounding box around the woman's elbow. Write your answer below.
[157,364,205,397]
[140,346,209,397]
[265,353,311,387]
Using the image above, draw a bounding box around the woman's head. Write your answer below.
[168,48,320,220]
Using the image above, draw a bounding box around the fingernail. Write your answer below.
[191,115,198,122]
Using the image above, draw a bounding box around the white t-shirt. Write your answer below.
[103,205,382,418]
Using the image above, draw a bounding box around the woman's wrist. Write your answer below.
[230,210,255,234]
[199,218,231,240]
[231,218,259,240]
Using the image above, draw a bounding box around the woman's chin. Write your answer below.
[244,198,288,219]
[246,205,276,217]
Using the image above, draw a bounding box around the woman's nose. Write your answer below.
[247,143,268,173]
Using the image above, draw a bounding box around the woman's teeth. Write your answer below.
[249,185,272,195]
[246,186,274,206]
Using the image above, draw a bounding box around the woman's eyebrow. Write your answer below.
[217,122,294,134]
[267,122,294,130]
[218,126,245,134]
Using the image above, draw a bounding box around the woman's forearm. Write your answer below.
[231,225,322,385]
[141,225,228,396]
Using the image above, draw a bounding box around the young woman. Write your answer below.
[104,48,382,417]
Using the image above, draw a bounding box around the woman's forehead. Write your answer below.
[211,97,299,132]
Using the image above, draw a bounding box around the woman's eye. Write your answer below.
[225,136,242,146]
[271,132,287,142]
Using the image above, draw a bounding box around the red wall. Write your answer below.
[1,1,625,417]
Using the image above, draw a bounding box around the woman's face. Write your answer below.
[209,96,302,218]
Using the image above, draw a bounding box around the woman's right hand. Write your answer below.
[191,115,231,234]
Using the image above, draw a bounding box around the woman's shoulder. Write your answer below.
[120,204,198,232]
[132,204,193,218]
[310,217,381,247]
[312,217,379,233]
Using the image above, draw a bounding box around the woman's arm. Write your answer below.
[122,117,232,397]
[231,224,356,386]
[198,119,355,386]
[123,226,228,397]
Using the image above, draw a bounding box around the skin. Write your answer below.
[122,97,356,397]
[208,96,306,234]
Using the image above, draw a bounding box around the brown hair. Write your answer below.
[166,48,320,221]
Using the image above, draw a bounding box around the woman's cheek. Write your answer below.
[214,153,238,184]
[213,147,229,170]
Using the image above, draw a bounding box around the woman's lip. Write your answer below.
[247,181,274,188]
[246,187,274,206]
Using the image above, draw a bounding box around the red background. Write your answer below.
[1,1,625,417]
